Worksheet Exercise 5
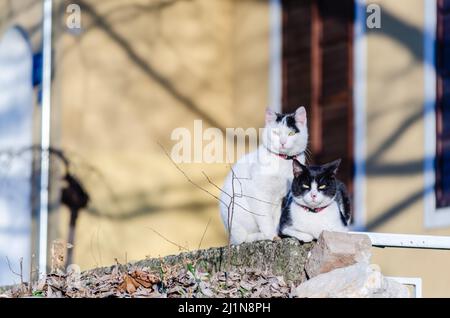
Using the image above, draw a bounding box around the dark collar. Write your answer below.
[266,147,301,160]
[277,153,299,160]
[296,203,330,213]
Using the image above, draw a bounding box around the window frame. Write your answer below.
[423,0,450,228]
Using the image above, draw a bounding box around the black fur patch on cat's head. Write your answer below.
[291,159,341,198]
[275,113,300,133]
[266,106,306,133]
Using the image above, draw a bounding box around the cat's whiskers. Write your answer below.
[303,146,313,163]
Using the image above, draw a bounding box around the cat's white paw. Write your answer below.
[282,228,314,243]
[289,231,314,242]
[259,229,278,241]
[296,234,314,243]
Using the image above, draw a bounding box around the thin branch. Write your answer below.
[226,168,238,272]
[89,232,100,269]
[198,218,212,250]
[158,144,223,202]
[5,257,22,278]
[158,143,263,217]
[201,171,276,206]
[147,227,190,252]
[19,258,23,287]
[29,254,35,295]
[201,171,227,196]
[229,168,237,243]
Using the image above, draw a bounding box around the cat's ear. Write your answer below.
[324,159,341,175]
[295,106,307,126]
[265,109,277,124]
[293,159,306,178]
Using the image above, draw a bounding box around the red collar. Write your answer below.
[276,153,299,160]
[297,204,330,213]
[265,147,301,160]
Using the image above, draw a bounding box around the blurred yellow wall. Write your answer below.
[51,0,270,270]
[2,0,450,298]
[366,0,450,297]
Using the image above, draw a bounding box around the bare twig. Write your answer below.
[158,144,225,202]
[158,142,269,274]
[19,258,24,287]
[147,227,190,252]
[96,226,103,267]
[89,232,100,269]
[6,257,25,295]
[198,218,212,250]
[0,145,94,272]
[29,254,35,295]
[158,143,263,217]
[5,257,22,279]
[227,168,239,270]
[201,171,275,206]
[5,255,41,296]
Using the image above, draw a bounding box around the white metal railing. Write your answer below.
[349,231,444,298]
[350,231,450,250]
[388,277,422,298]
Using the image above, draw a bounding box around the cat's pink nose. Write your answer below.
[311,193,317,200]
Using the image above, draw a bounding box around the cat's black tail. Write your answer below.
[337,181,352,226]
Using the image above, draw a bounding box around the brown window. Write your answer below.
[282,0,354,194]
[436,0,450,208]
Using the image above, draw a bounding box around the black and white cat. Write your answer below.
[279,159,351,242]
[220,107,309,245]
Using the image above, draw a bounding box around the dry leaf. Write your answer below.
[130,270,160,288]
[119,274,138,294]
[5,252,295,299]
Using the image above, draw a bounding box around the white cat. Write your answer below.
[220,107,309,245]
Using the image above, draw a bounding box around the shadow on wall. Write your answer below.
[66,0,225,130]
[363,3,429,231]
[0,0,434,272]
[56,1,431,231]
[50,0,268,215]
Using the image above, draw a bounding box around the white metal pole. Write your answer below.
[269,0,282,113]
[39,0,53,277]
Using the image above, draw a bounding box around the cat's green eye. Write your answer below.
[288,131,296,136]
[302,184,310,189]
[319,185,327,190]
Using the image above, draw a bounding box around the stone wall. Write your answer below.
[88,238,314,285]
